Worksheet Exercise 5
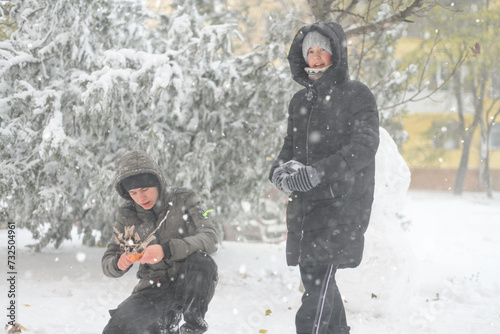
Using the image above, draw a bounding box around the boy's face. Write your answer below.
[128,187,159,210]
[306,46,332,68]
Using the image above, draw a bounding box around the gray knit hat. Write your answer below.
[302,30,332,63]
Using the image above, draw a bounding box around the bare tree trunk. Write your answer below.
[307,0,335,21]
[479,112,486,190]
[475,66,493,198]
[454,132,474,195]
[452,68,468,195]
[452,67,479,195]
[480,126,493,198]
[483,119,496,199]
[483,149,493,198]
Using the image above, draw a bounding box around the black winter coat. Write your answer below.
[270,22,379,268]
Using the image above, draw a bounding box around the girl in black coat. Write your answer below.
[270,22,379,334]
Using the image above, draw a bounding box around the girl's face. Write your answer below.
[128,187,159,210]
[306,46,332,68]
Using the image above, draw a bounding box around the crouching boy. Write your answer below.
[102,150,218,334]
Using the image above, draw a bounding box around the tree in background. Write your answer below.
[0,2,16,40]
[1,0,458,249]
[1,0,295,249]
[1,0,157,248]
[410,0,500,197]
[299,0,461,146]
[78,0,297,244]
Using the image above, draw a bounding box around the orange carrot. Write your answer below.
[129,252,144,262]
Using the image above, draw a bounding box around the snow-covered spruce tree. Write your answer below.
[78,1,296,245]
[1,0,296,249]
[0,0,155,249]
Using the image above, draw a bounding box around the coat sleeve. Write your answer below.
[269,97,297,181]
[167,191,219,261]
[101,218,132,278]
[312,83,379,183]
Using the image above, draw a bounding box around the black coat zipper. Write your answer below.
[301,84,317,250]
[305,84,316,166]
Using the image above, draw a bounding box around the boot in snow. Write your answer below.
[165,310,182,334]
[179,318,208,334]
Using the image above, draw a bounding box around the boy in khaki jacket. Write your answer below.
[102,150,218,334]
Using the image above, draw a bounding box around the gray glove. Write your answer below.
[282,166,321,193]
[271,160,305,196]
[281,160,305,174]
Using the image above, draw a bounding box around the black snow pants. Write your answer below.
[296,264,350,334]
[103,250,218,334]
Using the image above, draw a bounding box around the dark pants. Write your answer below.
[103,251,218,334]
[296,264,350,334]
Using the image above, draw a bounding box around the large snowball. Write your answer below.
[337,127,416,318]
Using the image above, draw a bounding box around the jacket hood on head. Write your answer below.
[113,150,167,200]
[288,22,349,87]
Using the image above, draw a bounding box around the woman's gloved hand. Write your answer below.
[282,166,321,193]
[272,160,306,196]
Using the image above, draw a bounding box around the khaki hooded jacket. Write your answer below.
[101,151,218,292]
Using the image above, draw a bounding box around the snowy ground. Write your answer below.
[1,190,500,334]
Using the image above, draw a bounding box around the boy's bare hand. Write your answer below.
[139,245,164,264]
